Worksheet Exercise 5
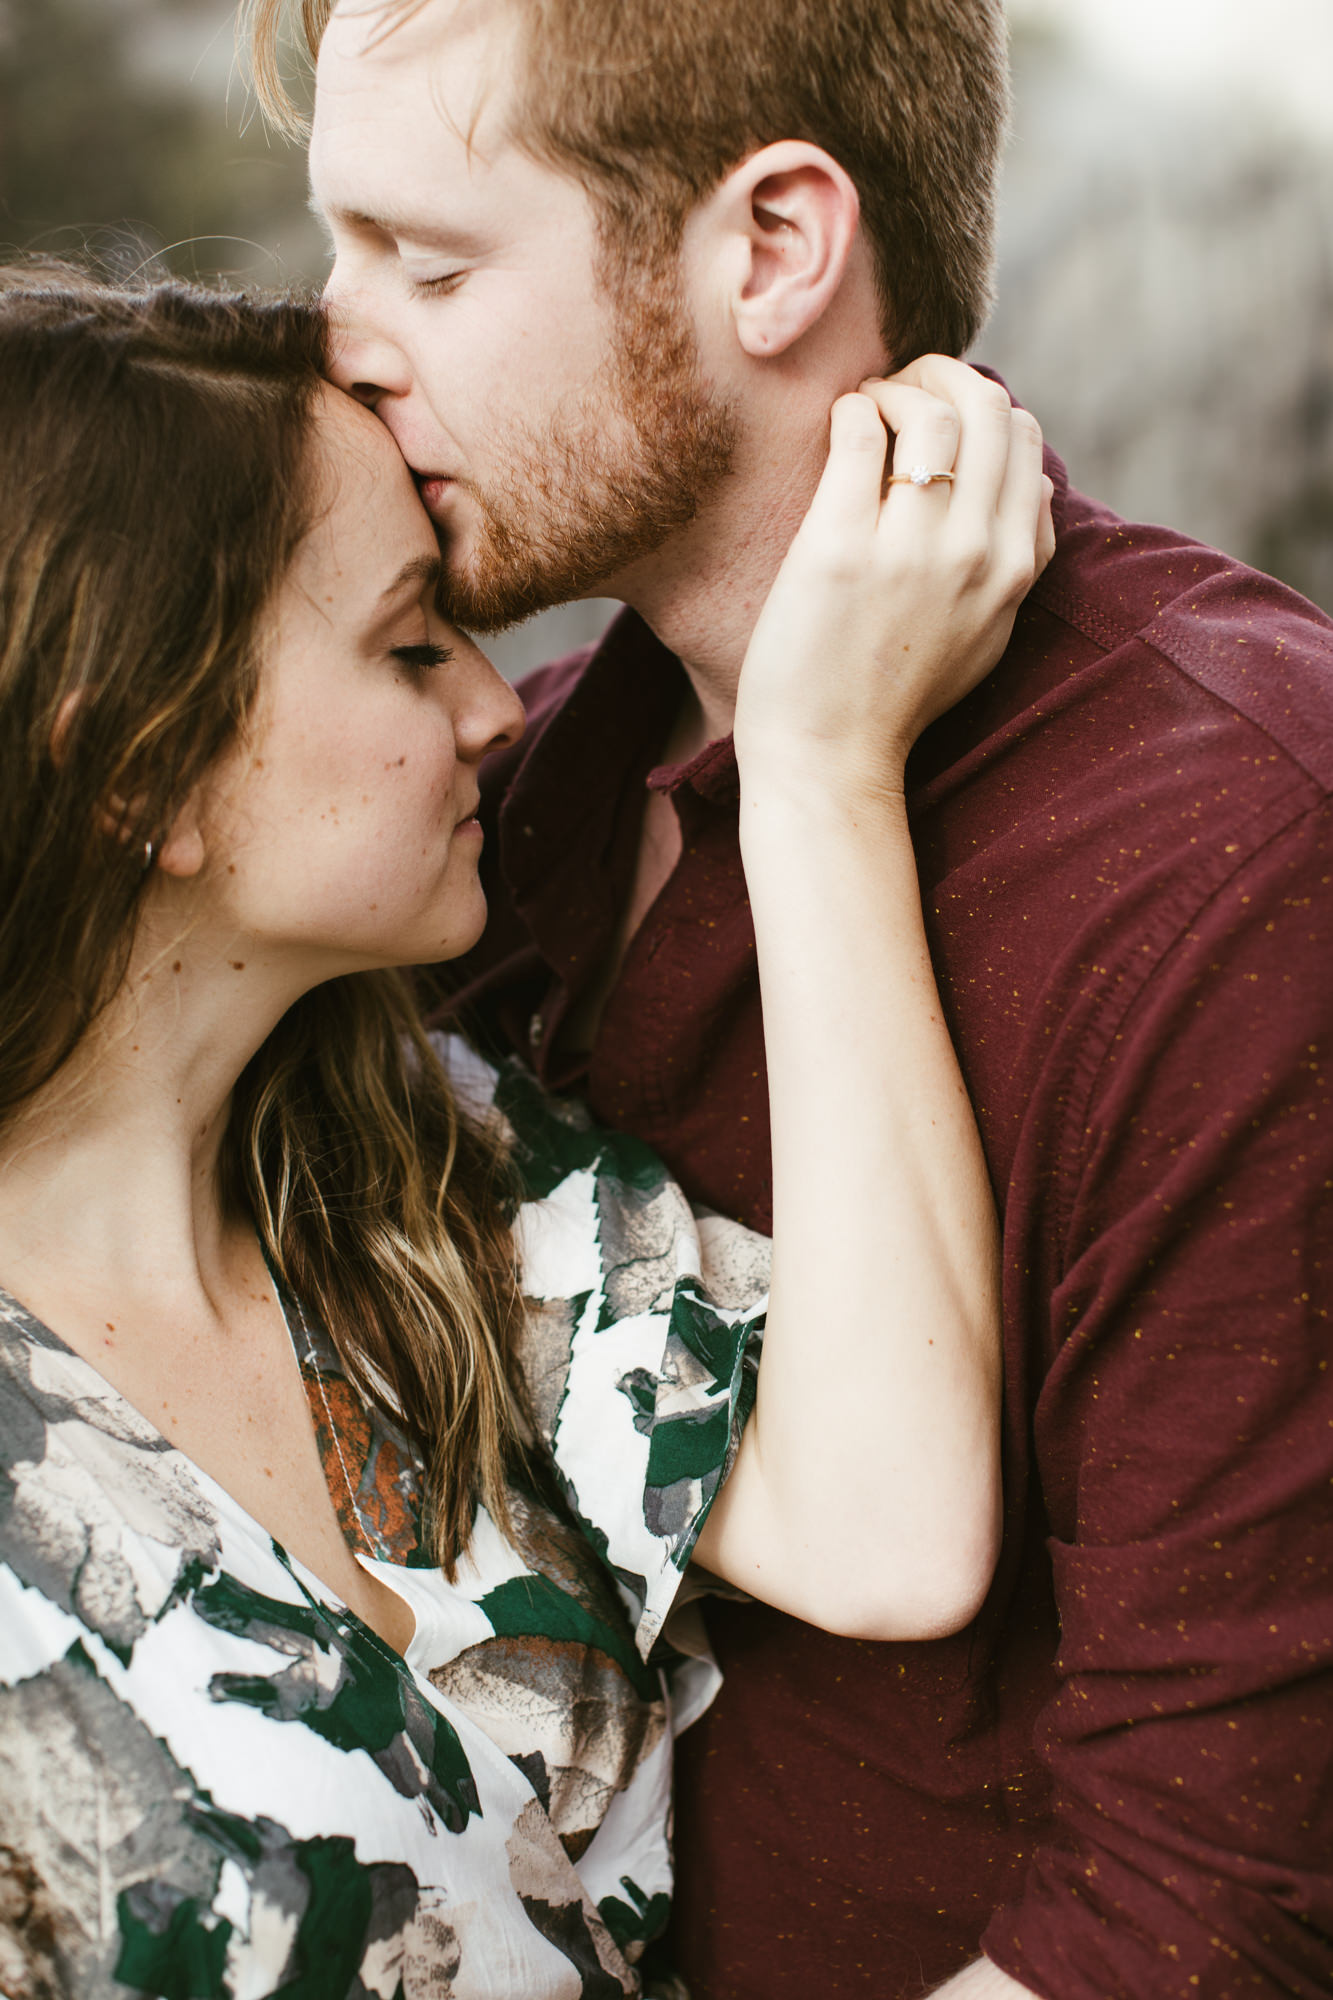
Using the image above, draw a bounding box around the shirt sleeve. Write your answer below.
[433,1038,769,1662]
[983,798,1333,1999]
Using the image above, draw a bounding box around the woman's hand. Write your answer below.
[734,356,1054,797]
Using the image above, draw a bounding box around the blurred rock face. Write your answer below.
[977,25,1333,613]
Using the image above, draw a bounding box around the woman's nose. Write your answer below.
[452,646,527,763]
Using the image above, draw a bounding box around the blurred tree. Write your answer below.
[979,16,1333,612]
[0,0,318,285]
[0,0,1325,632]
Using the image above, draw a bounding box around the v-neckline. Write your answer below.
[0,1276,422,1670]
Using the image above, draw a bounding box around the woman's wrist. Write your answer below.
[736,743,912,832]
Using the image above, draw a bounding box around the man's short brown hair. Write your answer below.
[248,0,1010,363]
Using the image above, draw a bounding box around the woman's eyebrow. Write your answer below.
[379,552,443,606]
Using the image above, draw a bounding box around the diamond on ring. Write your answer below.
[909,464,934,486]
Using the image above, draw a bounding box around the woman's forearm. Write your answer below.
[695,771,1002,1637]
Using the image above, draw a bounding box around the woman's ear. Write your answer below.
[51,690,206,879]
[697,140,862,359]
[97,788,205,879]
[150,796,206,880]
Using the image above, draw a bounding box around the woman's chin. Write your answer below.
[405,898,490,970]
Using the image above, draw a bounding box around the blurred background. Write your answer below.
[2,0,1329,676]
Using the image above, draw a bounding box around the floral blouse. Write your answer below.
[0,1044,769,2000]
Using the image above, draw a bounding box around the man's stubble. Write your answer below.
[438,259,740,633]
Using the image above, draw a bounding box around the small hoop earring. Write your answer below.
[141,838,155,873]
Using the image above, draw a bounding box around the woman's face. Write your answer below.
[192,383,524,979]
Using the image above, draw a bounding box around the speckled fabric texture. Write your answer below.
[447,439,1333,1999]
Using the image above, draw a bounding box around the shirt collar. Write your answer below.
[498,422,1072,926]
[498,605,739,905]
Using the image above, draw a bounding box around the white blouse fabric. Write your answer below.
[0,1044,770,1999]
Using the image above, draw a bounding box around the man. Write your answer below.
[253,0,1333,1992]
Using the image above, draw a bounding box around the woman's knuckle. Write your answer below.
[950,532,991,585]
[1004,556,1037,599]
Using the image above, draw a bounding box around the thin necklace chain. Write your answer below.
[277,1269,396,1565]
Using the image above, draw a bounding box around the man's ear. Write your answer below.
[698,140,862,359]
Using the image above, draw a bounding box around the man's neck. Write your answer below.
[609,399,835,760]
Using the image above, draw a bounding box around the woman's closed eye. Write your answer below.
[407,271,466,300]
[391,640,454,673]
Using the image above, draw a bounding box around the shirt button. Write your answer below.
[528,1011,545,1049]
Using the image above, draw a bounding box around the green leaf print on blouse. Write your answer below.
[496,1062,666,1204]
[431,1485,667,1866]
[630,1286,759,1563]
[0,1641,426,2000]
[195,1565,482,1834]
[115,1807,420,2000]
[491,1056,764,1594]
[480,1573,659,1699]
[598,1876,672,1955]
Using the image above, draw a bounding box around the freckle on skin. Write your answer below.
[172,961,182,974]
[230,961,246,971]
[106,1322,115,1332]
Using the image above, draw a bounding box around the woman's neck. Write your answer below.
[0,913,301,1325]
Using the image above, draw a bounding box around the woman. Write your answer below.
[0,270,1049,1999]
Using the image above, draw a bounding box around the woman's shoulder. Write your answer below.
[427,1032,772,1306]
[426,1041,770,1663]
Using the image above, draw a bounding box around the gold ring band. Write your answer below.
[886,466,957,487]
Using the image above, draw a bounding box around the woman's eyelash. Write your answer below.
[409,272,464,298]
[391,641,454,672]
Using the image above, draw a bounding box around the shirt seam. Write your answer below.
[1029,575,1138,656]
[1030,586,1333,796]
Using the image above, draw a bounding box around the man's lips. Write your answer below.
[413,470,456,513]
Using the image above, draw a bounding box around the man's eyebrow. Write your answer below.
[380,553,444,605]
[307,187,483,254]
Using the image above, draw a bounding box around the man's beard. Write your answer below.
[437,263,739,633]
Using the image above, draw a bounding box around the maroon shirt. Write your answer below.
[444,451,1333,1999]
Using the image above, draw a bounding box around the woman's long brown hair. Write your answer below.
[0,268,524,1571]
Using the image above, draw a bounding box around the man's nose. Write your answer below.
[323,281,413,408]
